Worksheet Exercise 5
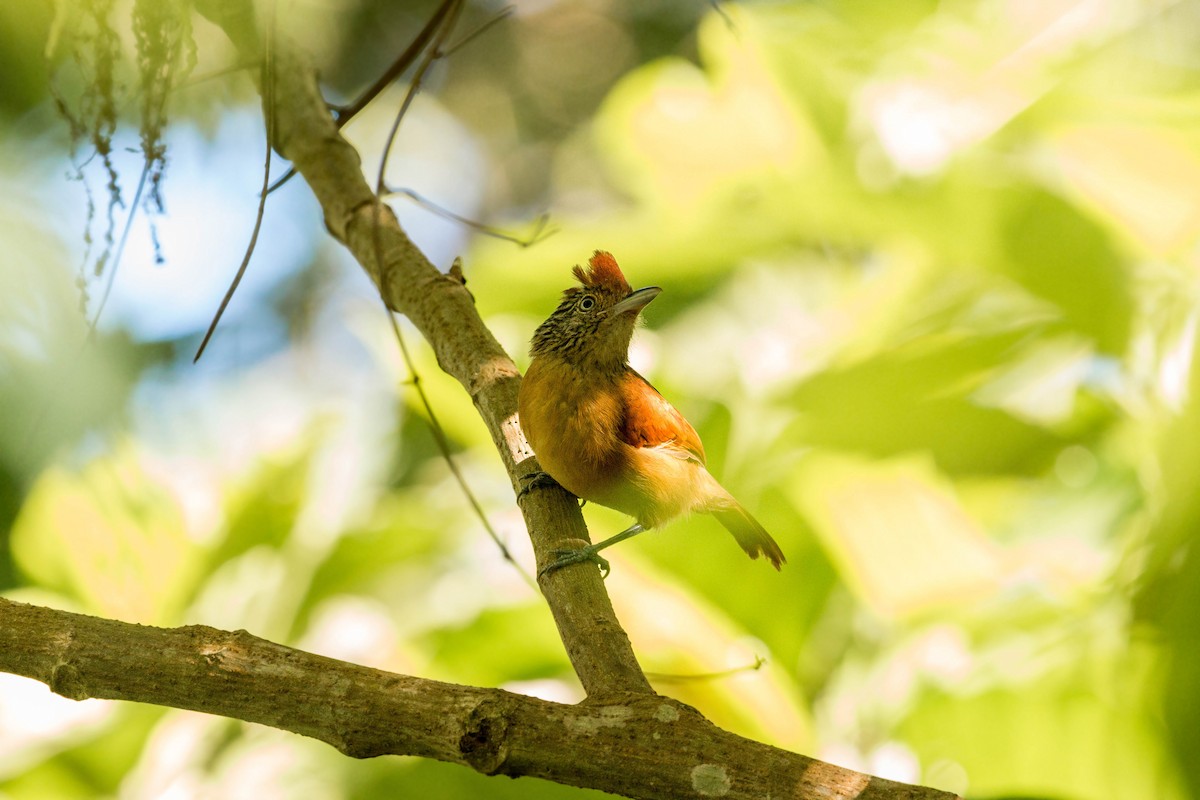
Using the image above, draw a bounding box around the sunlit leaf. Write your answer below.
[996,188,1133,355]
[420,605,569,688]
[1051,124,1200,256]
[594,8,824,210]
[10,444,201,624]
[789,331,1077,475]
[794,453,1004,619]
[901,642,1186,800]
[608,560,813,751]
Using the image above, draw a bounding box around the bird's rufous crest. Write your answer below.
[571,250,631,295]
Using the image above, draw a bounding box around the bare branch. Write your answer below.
[263,0,457,195]
[194,5,651,696]
[374,0,462,195]
[385,187,557,247]
[384,306,539,591]
[0,598,959,800]
[193,3,275,362]
[85,158,150,338]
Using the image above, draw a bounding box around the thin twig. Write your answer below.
[368,0,538,585]
[385,309,538,591]
[177,59,259,90]
[374,0,463,194]
[333,0,455,125]
[442,6,514,57]
[25,154,146,467]
[645,655,767,684]
[709,0,737,31]
[263,0,457,196]
[385,187,556,247]
[85,158,149,340]
[193,5,275,362]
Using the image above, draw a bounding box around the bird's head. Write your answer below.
[529,251,661,372]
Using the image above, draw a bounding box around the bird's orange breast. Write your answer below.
[519,359,727,528]
[518,358,626,504]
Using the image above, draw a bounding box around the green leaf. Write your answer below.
[996,189,1133,355]
[901,643,1185,800]
[10,445,202,624]
[790,331,1077,475]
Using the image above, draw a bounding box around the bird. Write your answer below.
[517,250,786,577]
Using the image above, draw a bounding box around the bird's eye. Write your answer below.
[579,295,596,311]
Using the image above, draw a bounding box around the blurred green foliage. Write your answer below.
[1,0,1199,798]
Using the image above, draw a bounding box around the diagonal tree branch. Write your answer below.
[0,597,957,800]
[267,34,652,699]
[193,0,650,697]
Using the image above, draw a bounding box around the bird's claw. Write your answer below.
[517,470,559,503]
[538,545,611,579]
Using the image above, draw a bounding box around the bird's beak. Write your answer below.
[610,286,662,317]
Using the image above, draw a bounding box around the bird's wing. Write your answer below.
[618,370,706,464]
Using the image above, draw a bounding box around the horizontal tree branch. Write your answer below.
[0,597,957,800]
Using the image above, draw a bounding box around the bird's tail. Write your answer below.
[712,502,786,570]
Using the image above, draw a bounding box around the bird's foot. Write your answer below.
[517,470,559,504]
[538,545,611,579]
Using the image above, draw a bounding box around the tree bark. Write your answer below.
[244,2,652,698]
[0,597,956,800]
